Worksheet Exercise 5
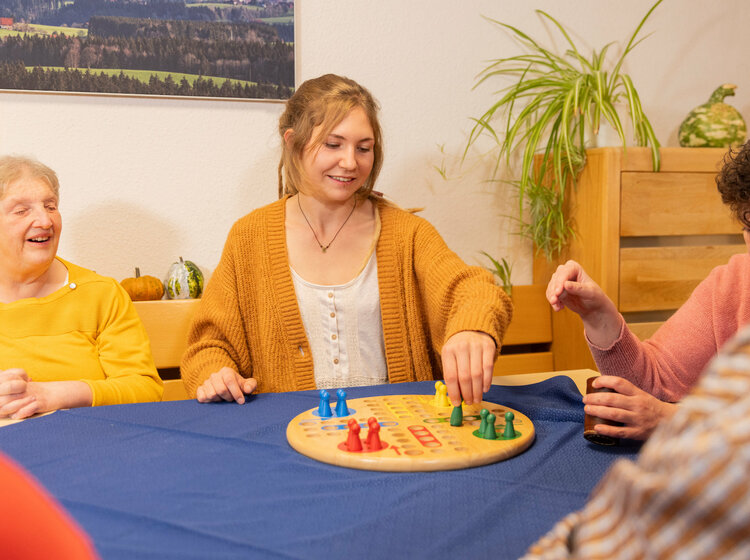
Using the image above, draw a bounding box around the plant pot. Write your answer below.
[585,106,635,148]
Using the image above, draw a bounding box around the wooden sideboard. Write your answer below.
[495,284,553,375]
[533,147,745,371]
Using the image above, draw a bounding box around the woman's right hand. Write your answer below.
[584,376,677,440]
[546,260,621,347]
[546,260,606,314]
[195,367,257,404]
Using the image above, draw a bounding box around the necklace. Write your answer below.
[297,195,357,253]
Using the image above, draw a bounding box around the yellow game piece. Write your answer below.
[286,394,535,472]
[433,381,451,408]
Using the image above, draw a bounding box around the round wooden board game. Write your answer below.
[286,393,535,472]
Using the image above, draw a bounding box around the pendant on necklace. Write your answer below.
[297,194,357,255]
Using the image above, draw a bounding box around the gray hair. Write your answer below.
[0,155,60,200]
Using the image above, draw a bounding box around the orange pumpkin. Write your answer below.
[121,267,164,301]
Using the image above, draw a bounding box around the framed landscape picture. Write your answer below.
[0,0,294,100]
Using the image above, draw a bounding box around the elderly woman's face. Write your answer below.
[0,174,61,276]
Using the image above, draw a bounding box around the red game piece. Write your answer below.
[346,418,362,451]
[365,417,383,451]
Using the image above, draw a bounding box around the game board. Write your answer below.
[286,385,535,472]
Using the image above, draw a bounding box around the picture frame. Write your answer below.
[0,0,294,101]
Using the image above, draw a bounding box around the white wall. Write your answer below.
[1,0,748,285]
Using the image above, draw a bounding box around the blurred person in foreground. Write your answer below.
[522,322,750,559]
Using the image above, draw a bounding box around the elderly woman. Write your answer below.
[0,156,162,419]
[546,140,750,440]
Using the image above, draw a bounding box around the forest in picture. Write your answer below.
[0,0,294,99]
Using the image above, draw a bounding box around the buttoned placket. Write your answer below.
[326,290,342,370]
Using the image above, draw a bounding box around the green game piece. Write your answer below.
[503,411,516,439]
[478,408,489,435]
[450,405,463,426]
[482,413,497,439]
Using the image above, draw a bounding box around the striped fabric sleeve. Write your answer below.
[522,327,750,560]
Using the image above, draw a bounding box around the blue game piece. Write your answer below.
[318,390,332,418]
[335,389,349,417]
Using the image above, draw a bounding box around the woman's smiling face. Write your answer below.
[299,106,375,203]
[0,173,62,279]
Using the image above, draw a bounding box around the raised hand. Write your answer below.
[546,260,621,347]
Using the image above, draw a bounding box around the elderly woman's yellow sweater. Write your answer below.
[0,258,163,406]
[181,198,513,396]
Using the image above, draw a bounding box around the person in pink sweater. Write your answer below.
[546,141,750,440]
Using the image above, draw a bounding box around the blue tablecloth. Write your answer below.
[0,378,641,559]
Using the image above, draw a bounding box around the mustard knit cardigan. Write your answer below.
[181,197,513,396]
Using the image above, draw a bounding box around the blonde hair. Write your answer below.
[0,155,60,200]
[278,74,383,200]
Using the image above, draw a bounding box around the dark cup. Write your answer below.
[583,376,619,446]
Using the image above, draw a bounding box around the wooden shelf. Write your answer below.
[495,285,553,375]
[533,147,743,371]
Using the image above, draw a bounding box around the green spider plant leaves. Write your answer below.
[468,0,663,258]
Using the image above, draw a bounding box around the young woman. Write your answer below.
[181,74,513,406]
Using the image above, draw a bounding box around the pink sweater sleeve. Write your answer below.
[587,253,750,402]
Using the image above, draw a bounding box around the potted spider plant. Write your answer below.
[481,251,513,296]
[467,0,663,258]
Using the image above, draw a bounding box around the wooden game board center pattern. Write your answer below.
[287,394,535,471]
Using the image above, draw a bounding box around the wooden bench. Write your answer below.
[134,285,553,399]
[132,300,198,401]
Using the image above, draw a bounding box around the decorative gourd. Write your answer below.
[165,257,204,299]
[121,267,164,301]
[678,84,747,148]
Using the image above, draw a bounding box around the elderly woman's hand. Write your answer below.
[0,369,40,419]
[441,331,497,407]
[0,369,93,419]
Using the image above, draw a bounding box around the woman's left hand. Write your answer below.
[441,331,496,406]
[584,376,676,440]
[0,369,41,419]
[0,369,92,420]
